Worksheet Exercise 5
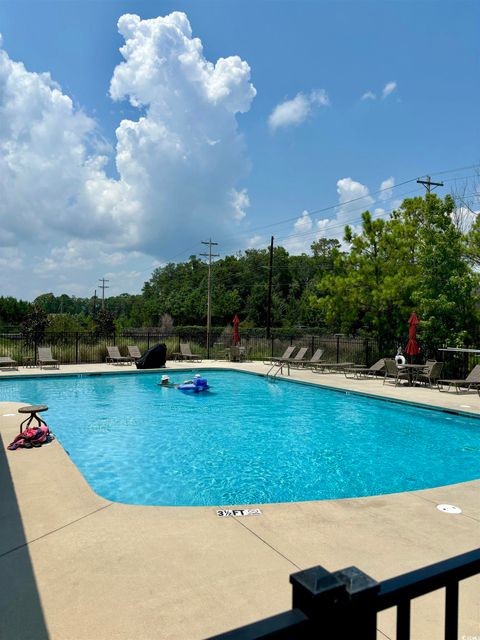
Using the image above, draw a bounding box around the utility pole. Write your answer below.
[98,278,109,310]
[93,290,98,316]
[266,236,274,339]
[417,175,444,193]
[200,239,219,358]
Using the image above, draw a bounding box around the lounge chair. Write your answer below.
[172,343,202,362]
[383,358,410,386]
[437,364,480,393]
[0,356,18,370]
[280,347,309,366]
[303,348,325,368]
[264,345,296,365]
[106,346,133,365]
[415,361,444,388]
[344,358,385,379]
[127,345,142,361]
[38,347,59,369]
[313,361,356,374]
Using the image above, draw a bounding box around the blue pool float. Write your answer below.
[178,376,210,393]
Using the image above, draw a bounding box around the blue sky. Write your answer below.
[0,0,478,299]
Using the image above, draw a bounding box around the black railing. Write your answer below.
[208,548,480,640]
[0,330,474,377]
[0,331,379,367]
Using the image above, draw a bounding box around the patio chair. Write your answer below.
[281,347,309,367]
[383,358,410,386]
[344,358,385,379]
[303,348,325,368]
[127,345,142,361]
[437,364,480,393]
[38,347,59,369]
[263,345,296,365]
[106,346,133,365]
[0,356,18,370]
[415,361,444,388]
[172,343,202,362]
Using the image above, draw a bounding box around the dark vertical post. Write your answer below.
[444,582,459,640]
[365,338,370,367]
[334,567,379,639]
[290,565,346,637]
[266,236,274,339]
[336,334,340,363]
[147,332,150,350]
[311,335,315,356]
[271,336,274,359]
[396,600,411,640]
[75,332,79,364]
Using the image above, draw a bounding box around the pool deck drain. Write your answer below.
[0,360,479,639]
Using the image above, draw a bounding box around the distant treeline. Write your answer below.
[2,194,480,348]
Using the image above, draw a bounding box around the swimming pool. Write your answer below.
[2,370,480,506]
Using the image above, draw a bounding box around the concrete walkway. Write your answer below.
[0,361,479,639]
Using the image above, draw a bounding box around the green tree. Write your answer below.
[21,305,50,344]
[94,308,116,337]
[410,194,478,347]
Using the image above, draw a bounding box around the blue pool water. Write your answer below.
[1,370,480,506]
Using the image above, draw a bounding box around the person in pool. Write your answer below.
[158,375,177,387]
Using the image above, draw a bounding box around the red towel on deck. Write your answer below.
[7,425,52,450]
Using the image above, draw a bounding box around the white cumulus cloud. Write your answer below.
[382,81,397,99]
[268,90,329,131]
[361,90,376,101]
[0,12,257,297]
[379,176,395,201]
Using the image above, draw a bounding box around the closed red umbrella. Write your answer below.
[405,312,420,357]
[232,314,240,346]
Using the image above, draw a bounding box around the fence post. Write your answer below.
[311,335,315,356]
[290,564,379,638]
[365,338,370,368]
[75,332,79,364]
[336,334,340,363]
[147,332,150,350]
[332,566,380,638]
[290,565,348,637]
[271,336,274,358]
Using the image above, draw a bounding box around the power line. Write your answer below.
[152,163,480,267]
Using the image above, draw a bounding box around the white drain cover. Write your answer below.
[437,504,462,514]
[2,413,16,417]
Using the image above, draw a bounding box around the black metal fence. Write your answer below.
[0,331,378,367]
[0,330,476,376]
[208,548,480,640]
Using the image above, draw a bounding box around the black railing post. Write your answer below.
[147,332,150,350]
[311,335,315,355]
[365,337,370,367]
[333,566,380,639]
[290,565,347,636]
[75,332,79,364]
[336,334,340,363]
[271,336,274,359]
[444,582,459,640]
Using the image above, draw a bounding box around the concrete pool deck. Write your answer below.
[0,360,479,639]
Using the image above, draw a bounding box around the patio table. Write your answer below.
[398,363,428,386]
